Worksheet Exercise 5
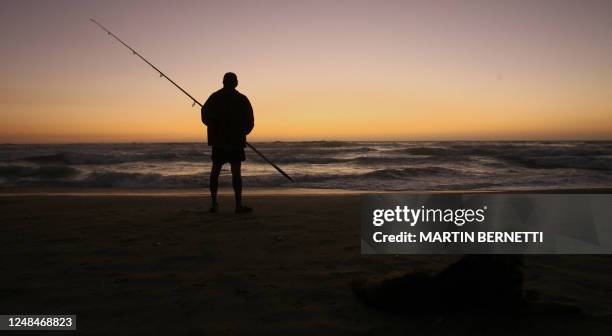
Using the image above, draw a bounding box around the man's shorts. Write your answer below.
[211,147,246,164]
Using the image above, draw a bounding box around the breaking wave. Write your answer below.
[1,141,611,190]
[0,164,80,179]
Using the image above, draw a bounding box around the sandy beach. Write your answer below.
[1,191,611,335]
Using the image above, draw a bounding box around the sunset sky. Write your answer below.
[1,0,611,143]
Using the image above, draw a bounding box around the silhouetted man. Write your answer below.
[201,72,254,213]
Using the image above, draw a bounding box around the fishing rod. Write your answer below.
[90,18,293,182]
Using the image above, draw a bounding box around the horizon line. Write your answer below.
[2,138,611,145]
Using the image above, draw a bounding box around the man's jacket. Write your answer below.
[201,88,254,148]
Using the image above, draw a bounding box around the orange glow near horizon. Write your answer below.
[1,0,611,143]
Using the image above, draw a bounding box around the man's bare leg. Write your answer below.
[231,161,252,213]
[209,161,222,212]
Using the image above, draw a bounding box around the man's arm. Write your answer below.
[244,97,254,135]
[201,94,214,126]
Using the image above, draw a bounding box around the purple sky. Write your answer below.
[1,0,611,142]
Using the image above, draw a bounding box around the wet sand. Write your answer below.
[1,192,611,335]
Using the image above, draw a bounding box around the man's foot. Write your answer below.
[235,205,253,214]
[208,205,218,213]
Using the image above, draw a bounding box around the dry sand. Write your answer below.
[1,192,611,335]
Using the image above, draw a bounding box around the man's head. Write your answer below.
[223,72,238,89]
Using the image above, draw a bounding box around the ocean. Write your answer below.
[1,141,611,191]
